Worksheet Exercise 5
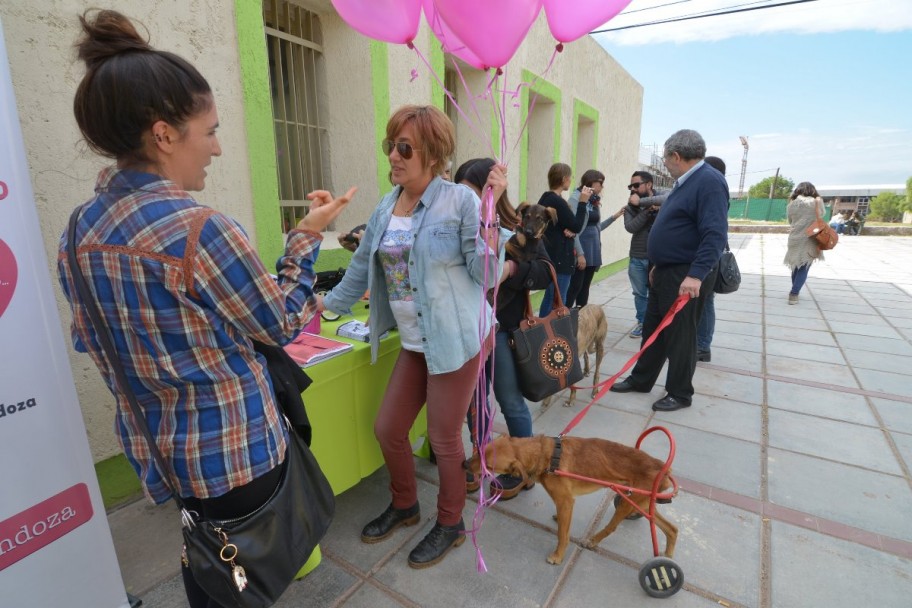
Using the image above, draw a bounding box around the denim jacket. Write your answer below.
[323,177,506,374]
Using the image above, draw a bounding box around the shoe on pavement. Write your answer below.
[629,323,643,338]
[788,293,799,305]
[610,378,651,393]
[651,394,691,412]
[697,349,711,362]
[361,502,420,543]
[466,471,480,493]
[407,519,466,568]
[489,473,534,501]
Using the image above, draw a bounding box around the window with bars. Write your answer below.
[262,0,329,233]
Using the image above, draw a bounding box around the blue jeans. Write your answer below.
[697,290,715,351]
[467,331,533,443]
[628,257,649,324]
[491,330,533,438]
[539,272,573,317]
[791,264,811,295]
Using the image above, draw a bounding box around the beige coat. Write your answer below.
[784,196,825,270]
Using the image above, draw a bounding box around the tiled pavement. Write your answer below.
[111,233,912,607]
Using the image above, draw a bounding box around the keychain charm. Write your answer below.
[232,564,248,592]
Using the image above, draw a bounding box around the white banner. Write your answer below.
[0,17,129,608]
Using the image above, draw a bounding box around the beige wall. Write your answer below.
[0,1,252,460]
[1,1,641,462]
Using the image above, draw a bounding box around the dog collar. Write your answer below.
[548,436,563,473]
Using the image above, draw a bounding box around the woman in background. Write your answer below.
[566,169,625,307]
[537,163,588,316]
[784,182,826,304]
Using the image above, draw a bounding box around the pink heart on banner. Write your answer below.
[331,0,423,44]
[433,0,543,69]
[422,0,486,69]
[0,239,18,319]
[543,0,633,43]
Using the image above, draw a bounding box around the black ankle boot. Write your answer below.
[361,502,420,544]
[407,519,466,568]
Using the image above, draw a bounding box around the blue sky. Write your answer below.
[593,0,912,191]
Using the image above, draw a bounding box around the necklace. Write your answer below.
[395,194,420,217]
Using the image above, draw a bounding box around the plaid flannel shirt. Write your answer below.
[57,167,321,503]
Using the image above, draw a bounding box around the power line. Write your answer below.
[591,0,820,34]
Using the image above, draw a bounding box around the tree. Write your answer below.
[869,192,905,222]
[747,175,795,199]
[906,176,912,212]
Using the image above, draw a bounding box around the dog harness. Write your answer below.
[548,436,563,473]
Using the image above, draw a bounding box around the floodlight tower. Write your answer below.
[738,136,749,198]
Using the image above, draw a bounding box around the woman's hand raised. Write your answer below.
[299,187,358,232]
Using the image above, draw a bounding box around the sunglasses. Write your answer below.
[382,139,422,160]
[628,182,644,190]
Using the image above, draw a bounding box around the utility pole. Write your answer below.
[768,167,780,199]
[738,136,749,198]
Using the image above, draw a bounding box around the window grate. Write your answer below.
[263,0,328,233]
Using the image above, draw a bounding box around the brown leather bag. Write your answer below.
[805,201,839,250]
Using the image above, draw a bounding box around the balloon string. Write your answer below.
[409,44,495,159]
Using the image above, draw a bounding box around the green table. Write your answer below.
[303,302,427,496]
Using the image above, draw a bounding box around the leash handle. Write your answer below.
[559,294,691,437]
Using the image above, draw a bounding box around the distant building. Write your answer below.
[637,143,674,189]
[816,185,906,215]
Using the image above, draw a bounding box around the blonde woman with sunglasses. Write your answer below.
[318,105,508,569]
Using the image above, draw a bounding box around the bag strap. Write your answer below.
[66,208,186,510]
[522,260,566,320]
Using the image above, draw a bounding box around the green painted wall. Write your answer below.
[235,0,283,266]
[519,69,562,202]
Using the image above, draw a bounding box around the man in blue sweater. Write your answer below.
[611,129,728,411]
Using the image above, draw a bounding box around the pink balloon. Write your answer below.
[331,0,422,44]
[422,0,485,69]
[433,0,542,69]
[543,0,633,43]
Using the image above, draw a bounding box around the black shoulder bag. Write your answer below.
[67,208,334,608]
[714,242,741,295]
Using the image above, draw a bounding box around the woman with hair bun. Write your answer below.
[784,181,826,304]
[58,10,353,606]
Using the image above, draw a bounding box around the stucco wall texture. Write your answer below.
[0,0,642,463]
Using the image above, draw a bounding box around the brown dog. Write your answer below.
[505,202,556,262]
[542,304,608,408]
[466,435,677,565]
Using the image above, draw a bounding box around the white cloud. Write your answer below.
[598,0,912,46]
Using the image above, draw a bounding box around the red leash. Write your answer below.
[560,294,691,437]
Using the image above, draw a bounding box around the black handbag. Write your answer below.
[714,244,741,294]
[67,208,335,608]
[510,263,584,402]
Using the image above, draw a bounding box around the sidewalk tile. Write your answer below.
[771,521,912,608]
[768,409,901,474]
[766,379,877,425]
[767,448,912,541]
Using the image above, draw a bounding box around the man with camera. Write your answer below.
[623,171,665,338]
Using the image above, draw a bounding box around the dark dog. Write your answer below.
[466,435,677,565]
[505,202,556,261]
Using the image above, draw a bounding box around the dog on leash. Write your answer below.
[466,434,677,565]
[542,304,608,408]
